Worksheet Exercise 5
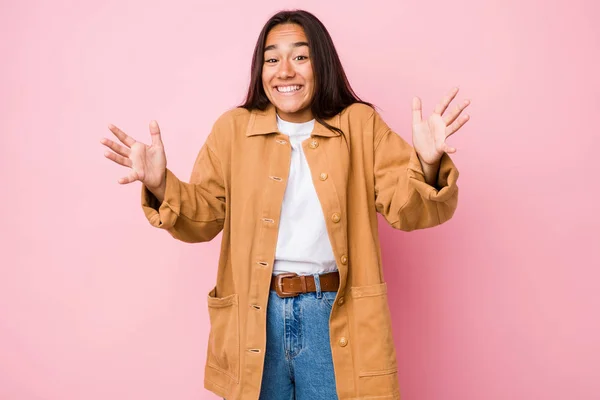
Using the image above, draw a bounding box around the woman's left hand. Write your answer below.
[412,87,471,166]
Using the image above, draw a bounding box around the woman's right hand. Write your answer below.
[101,120,167,194]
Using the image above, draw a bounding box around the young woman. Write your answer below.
[101,9,470,400]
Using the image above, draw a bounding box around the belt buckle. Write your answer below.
[275,272,299,298]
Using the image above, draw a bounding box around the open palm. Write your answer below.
[100,120,167,189]
[412,87,471,165]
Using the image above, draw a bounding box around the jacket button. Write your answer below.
[319,172,328,181]
[331,213,341,223]
[339,337,348,347]
[340,255,348,265]
[309,139,319,149]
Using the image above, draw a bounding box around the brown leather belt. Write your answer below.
[270,271,340,298]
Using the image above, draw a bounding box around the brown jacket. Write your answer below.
[141,103,459,400]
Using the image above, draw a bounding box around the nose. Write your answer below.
[277,59,295,79]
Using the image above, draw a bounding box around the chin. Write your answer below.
[276,97,310,111]
[276,104,303,114]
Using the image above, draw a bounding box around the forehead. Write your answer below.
[264,23,308,49]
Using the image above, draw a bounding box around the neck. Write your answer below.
[276,109,314,123]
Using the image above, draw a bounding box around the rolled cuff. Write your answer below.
[406,149,459,203]
[141,168,181,229]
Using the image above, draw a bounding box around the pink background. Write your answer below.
[1,0,599,399]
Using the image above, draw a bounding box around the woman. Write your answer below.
[101,9,470,400]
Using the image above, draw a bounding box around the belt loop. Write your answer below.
[313,273,322,298]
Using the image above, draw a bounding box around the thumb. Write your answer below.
[412,97,422,125]
[149,120,163,146]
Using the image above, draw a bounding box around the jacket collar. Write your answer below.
[245,103,341,137]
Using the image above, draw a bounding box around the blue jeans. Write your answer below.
[226,273,339,400]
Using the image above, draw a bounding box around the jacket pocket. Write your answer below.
[350,282,398,377]
[206,287,240,383]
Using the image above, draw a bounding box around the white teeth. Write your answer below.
[277,85,301,93]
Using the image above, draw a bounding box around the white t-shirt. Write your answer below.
[272,115,338,276]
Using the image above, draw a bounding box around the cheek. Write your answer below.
[261,71,271,90]
[303,67,315,90]
[305,73,315,95]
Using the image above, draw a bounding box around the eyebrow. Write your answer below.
[264,41,309,52]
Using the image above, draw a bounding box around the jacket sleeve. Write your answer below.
[373,111,459,231]
[140,134,227,243]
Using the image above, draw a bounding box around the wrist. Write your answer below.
[416,152,442,167]
[147,170,167,203]
[146,169,167,190]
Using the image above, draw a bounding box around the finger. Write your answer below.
[412,97,422,125]
[117,170,140,185]
[443,142,457,154]
[444,99,470,126]
[439,140,457,154]
[445,114,470,139]
[149,120,163,147]
[104,149,133,168]
[100,137,131,157]
[434,87,459,115]
[108,124,136,147]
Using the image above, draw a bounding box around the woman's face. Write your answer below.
[262,23,315,123]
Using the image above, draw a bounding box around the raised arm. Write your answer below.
[373,87,470,230]
[373,124,459,231]
[101,120,226,243]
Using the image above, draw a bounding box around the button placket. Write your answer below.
[302,135,349,295]
[245,134,291,365]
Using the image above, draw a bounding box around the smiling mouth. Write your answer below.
[276,85,303,94]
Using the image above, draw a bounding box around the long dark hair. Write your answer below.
[240,9,372,135]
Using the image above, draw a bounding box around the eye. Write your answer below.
[265,58,278,64]
[295,55,308,61]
